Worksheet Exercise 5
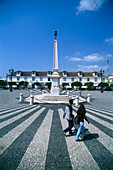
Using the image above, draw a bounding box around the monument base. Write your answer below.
[51,87,60,95]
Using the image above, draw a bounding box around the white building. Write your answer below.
[108,74,113,85]
[6,70,107,87]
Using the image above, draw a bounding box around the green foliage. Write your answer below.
[45,82,51,89]
[84,82,94,87]
[62,83,69,88]
[34,82,41,86]
[0,80,7,86]
[98,82,109,87]
[8,82,17,85]
[71,81,82,87]
[18,81,28,88]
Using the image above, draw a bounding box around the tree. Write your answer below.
[0,80,7,86]
[34,82,41,86]
[71,81,82,88]
[110,84,113,87]
[62,83,69,88]
[18,81,28,88]
[98,82,109,87]
[8,82,17,85]
[84,82,94,87]
[45,82,51,89]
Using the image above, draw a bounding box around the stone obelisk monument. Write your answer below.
[51,30,60,95]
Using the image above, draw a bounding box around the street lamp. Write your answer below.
[9,68,14,92]
[100,69,104,93]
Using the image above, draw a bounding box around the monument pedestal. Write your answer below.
[51,87,60,95]
[51,71,60,95]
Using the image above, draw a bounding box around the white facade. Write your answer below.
[108,74,113,85]
[7,70,108,87]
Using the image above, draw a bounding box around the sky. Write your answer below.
[0,0,113,78]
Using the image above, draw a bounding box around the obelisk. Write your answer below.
[51,30,60,95]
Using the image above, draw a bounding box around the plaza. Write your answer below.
[0,89,113,170]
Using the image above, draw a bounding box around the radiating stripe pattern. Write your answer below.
[0,104,113,170]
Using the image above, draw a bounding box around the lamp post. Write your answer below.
[9,68,14,92]
[100,69,104,93]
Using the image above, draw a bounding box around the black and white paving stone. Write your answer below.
[0,90,113,170]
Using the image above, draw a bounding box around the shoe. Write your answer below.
[83,136,87,140]
[64,131,66,136]
[69,132,73,135]
[76,139,80,141]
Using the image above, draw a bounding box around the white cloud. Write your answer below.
[106,53,113,57]
[73,51,81,56]
[83,53,104,61]
[105,38,113,43]
[69,57,82,61]
[77,64,100,71]
[64,56,69,59]
[77,0,106,14]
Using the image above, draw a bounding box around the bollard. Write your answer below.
[19,93,23,102]
[75,96,79,106]
[87,94,91,102]
[78,91,81,97]
[67,90,69,96]
[30,90,33,95]
[30,95,34,105]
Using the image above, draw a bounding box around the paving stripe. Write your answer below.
[0,105,38,129]
[84,120,113,154]
[0,105,30,115]
[0,104,28,112]
[86,112,113,130]
[0,105,37,123]
[73,106,113,131]
[86,106,113,115]
[45,106,73,169]
[0,107,46,155]
[0,108,48,170]
[0,105,35,119]
[0,106,41,138]
[59,108,100,170]
[83,130,113,170]
[17,109,53,170]
[86,107,113,119]
[86,108,113,121]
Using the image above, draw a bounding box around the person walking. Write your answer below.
[75,104,90,141]
[63,99,74,136]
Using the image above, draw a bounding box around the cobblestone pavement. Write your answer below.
[0,89,113,170]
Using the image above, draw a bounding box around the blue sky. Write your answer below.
[0,0,113,78]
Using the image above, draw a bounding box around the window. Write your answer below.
[48,71,51,75]
[24,77,27,81]
[32,77,35,81]
[17,77,20,81]
[87,78,90,81]
[71,78,74,81]
[63,78,66,81]
[95,72,97,76]
[102,78,105,82]
[48,77,50,81]
[40,77,43,81]
[64,72,67,75]
[79,78,82,82]
[95,78,97,82]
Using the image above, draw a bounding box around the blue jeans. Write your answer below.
[76,122,86,140]
[64,119,73,134]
